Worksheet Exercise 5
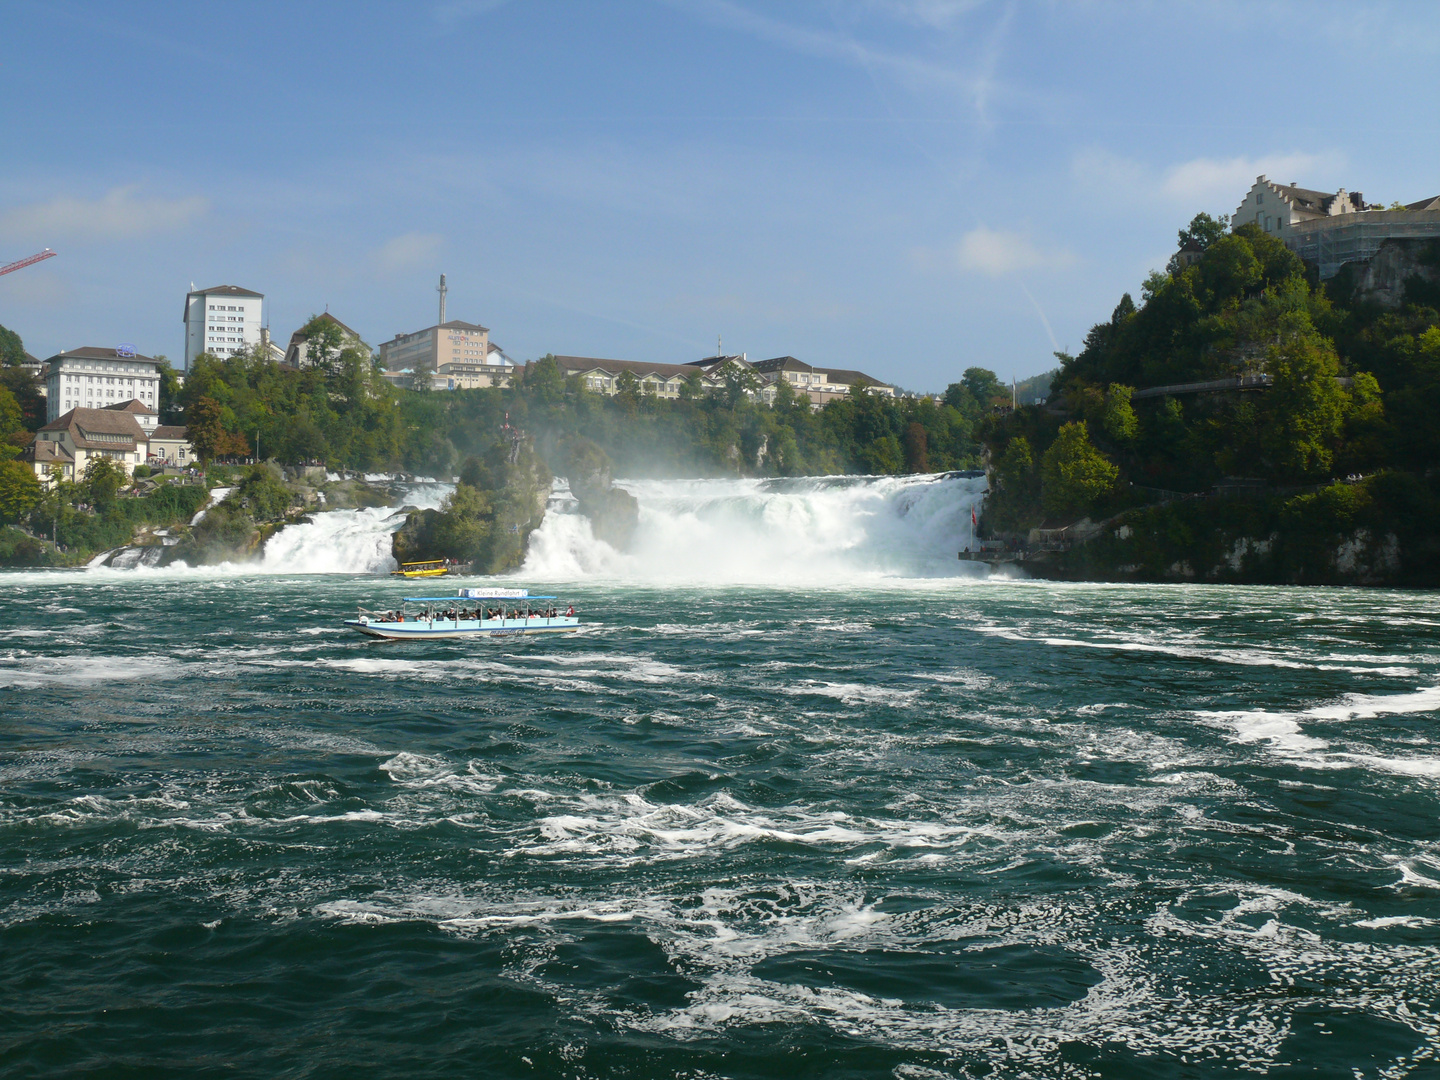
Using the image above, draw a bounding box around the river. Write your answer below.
[2,474,1438,1077]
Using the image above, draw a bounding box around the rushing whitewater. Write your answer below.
[524,472,989,583]
[95,473,987,581]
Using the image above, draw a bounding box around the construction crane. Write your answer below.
[0,249,57,277]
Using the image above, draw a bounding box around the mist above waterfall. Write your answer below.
[523,473,988,584]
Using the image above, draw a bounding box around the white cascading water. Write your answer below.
[94,475,988,580]
[523,473,989,584]
[240,483,452,574]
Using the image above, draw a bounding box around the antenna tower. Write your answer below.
[437,274,448,325]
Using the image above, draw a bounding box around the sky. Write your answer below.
[1,1,1437,391]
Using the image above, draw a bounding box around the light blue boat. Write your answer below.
[345,587,580,640]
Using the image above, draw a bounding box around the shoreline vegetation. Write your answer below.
[3,218,1439,583]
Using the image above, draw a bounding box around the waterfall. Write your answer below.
[523,473,989,583]
[244,482,452,575]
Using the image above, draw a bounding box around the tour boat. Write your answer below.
[345,587,580,640]
[390,560,451,579]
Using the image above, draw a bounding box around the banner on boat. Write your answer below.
[457,587,529,599]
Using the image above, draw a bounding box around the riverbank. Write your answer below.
[997,471,1440,587]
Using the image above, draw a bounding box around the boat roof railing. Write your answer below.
[403,596,559,602]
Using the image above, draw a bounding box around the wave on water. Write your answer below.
[524,473,990,584]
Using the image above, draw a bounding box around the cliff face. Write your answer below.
[1334,238,1440,309]
[1022,474,1440,587]
[561,437,639,552]
[392,434,551,575]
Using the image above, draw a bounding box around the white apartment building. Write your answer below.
[183,284,264,368]
[45,347,163,424]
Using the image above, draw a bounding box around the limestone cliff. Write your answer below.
[392,433,551,574]
[560,437,639,551]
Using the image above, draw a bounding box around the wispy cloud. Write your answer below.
[431,0,514,26]
[663,0,1001,116]
[371,232,444,274]
[0,185,208,242]
[1074,148,1346,211]
[847,1,992,29]
[956,226,1074,276]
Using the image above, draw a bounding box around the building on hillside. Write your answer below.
[147,425,194,467]
[749,356,895,409]
[550,355,727,400]
[259,327,285,365]
[284,312,368,369]
[1234,176,1440,279]
[45,347,163,423]
[377,320,498,375]
[184,284,264,368]
[432,358,514,390]
[101,398,160,434]
[28,406,151,484]
[21,352,45,395]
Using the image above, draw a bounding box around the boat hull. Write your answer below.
[345,618,579,640]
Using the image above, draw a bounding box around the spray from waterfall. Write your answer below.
[523,473,989,584]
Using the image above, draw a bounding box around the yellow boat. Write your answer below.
[390,560,451,579]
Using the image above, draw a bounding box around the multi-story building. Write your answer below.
[183,284,264,368]
[28,404,153,484]
[749,356,895,408]
[45,347,163,423]
[1234,176,1440,280]
[378,320,494,374]
[551,356,726,400]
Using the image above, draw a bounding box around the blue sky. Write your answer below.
[1,1,1437,389]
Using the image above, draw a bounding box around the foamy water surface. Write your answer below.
[2,572,1439,1078]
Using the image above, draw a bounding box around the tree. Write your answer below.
[527,355,565,404]
[997,435,1035,495]
[1041,421,1118,518]
[962,367,1003,408]
[1102,383,1139,444]
[0,384,22,438]
[1177,212,1228,254]
[902,421,929,472]
[0,460,40,523]
[1262,327,1348,477]
[83,456,127,505]
[296,315,347,374]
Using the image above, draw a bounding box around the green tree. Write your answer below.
[83,456,127,505]
[962,367,1003,408]
[1262,328,1348,477]
[1041,421,1118,518]
[0,384,23,437]
[0,460,40,523]
[997,435,1036,495]
[1102,383,1139,444]
[1177,212,1228,254]
[902,421,929,472]
[527,355,566,405]
[0,324,26,368]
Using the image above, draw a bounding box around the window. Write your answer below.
[1257,192,1264,204]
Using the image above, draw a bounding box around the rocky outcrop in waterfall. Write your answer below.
[560,437,639,551]
[393,433,551,574]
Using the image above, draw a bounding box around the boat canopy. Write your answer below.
[404,595,558,602]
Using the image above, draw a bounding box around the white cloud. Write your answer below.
[664,0,997,115]
[1160,153,1333,205]
[371,232,444,273]
[848,0,991,29]
[1074,148,1347,211]
[956,226,1073,276]
[0,185,208,242]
